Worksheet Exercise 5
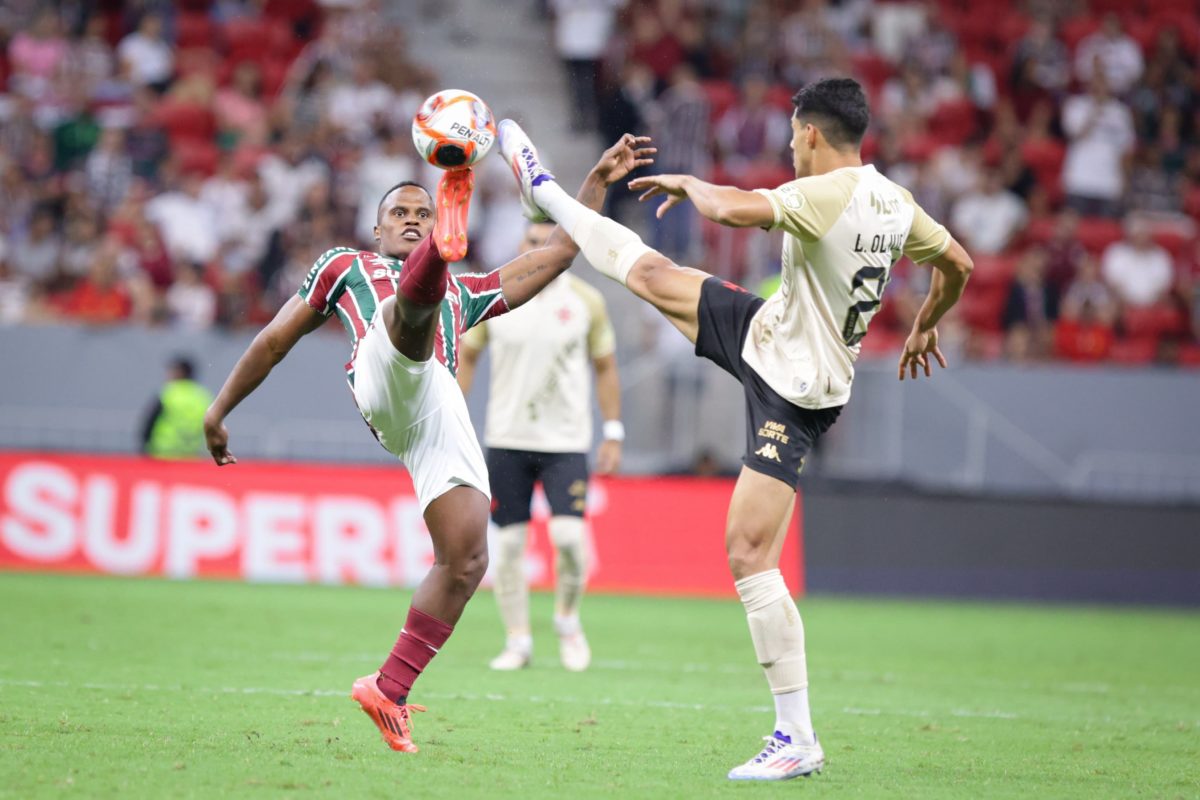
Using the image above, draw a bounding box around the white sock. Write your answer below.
[773,690,814,746]
[734,569,816,746]
[549,516,588,617]
[532,180,654,285]
[506,632,532,655]
[492,522,530,637]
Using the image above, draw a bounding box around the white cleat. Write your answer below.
[726,733,824,781]
[554,615,591,672]
[497,118,554,223]
[488,647,531,671]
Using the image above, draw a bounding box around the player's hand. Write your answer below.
[898,326,948,381]
[590,134,656,187]
[204,415,237,466]
[596,440,622,475]
[627,174,690,218]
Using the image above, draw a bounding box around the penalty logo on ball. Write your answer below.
[412,89,496,170]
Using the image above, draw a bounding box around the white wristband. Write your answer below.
[602,420,625,442]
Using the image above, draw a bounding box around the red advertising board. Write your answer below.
[0,452,802,597]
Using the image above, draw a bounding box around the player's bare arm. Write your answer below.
[593,353,622,474]
[899,238,974,381]
[628,174,775,227]
[498,134,655,310]
[203,296,327,465]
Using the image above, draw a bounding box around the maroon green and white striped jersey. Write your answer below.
[297,247,508,381]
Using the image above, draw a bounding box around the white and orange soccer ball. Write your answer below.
[411,89,496,170]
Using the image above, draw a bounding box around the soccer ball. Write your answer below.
[411,89,496,170]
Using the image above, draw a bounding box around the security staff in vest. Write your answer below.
[141,357,213,458]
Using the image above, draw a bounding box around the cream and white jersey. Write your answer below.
[461,274,615,453]
[749,164,950,409]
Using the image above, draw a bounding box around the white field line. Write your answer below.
[275,652,1200,699]
[0,677,1033,721]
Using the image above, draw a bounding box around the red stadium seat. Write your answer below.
[153,100,217,146]
[960,283,1010,332]
[701,80,739,122]
[766,84,795,113]
[1075,217,1124,254]
[929,99,977,146]
[1024,217,1057,245]
[851,52,894,94]
[1060,17,1101,51]
[1178,344,1200,368]
[1109,338,1158,365]
[174,139,220,176]
[1149,227,1192,258]
[1020,138,1065,184]
[967,254,1019,288]
[175,47,220,79]
[176,12,215,48]
[1122,306,1187,339]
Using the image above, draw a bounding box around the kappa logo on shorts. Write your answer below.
[754,443,782,463]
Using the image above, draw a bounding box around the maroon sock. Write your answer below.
[397,235,448,306]
[377,607,454,703]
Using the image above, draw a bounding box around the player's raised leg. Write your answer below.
[385,169,473,361]
[498,119,709,342]
[724,467,824,780]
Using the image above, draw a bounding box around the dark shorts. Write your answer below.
[694,277,843,488]
[486,448,589,527]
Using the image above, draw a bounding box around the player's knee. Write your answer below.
[726,527,774,579]
[449,545,489,595]
[626,252,677,296]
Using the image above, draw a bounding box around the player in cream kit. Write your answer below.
[458,222,622,673]
[495,78,974,780]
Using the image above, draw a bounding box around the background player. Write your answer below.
[202,134,654,754]
[497,78,974,780]
[457,222,623,673]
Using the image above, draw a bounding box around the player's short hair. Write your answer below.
[376,180,432,224]
[791,78,870,150]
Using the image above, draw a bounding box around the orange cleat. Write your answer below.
[350,672,427,753]
[433,167,474,262]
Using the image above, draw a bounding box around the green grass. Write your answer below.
[0,573,1197,799]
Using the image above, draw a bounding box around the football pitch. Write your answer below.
[1,573,1196,799]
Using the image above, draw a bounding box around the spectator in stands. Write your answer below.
[1002,248,1054,359]
[326,58,393,142]
[6,10,67,101]
[85,126,133,211]
[216,170,284,277]
[165,263,217,330]
[1061,74,1135,218]
[552,0,624,132]
[58,244,132,325]
[64,15,116,97]
[0,236,29,325]
[258,132,329,227]
[714,73,790,182]
[10,206,60,286]
[145,170,221,268]
[117,12,174,91]
[1054,297,1115,363]
[950,170,1027,255]
[60,213,102,280]
[1061,254,1117,327]
[628,4,685,86]
[52,89,100,171]
[1074,14,1144,96]
[1102,215,1174,310]
[215,61,270,147]
[642,62,709,262]
[281,59,336,135]
[1128,144,1185,220]
[779,0,847,87]
[125,87,169,182]
[1010,17,1070,96]
[1042,209,1088,305]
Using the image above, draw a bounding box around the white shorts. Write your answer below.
[351,303,490,513]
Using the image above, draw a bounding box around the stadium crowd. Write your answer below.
[1,0,1199,366]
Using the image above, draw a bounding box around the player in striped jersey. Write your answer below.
[201,134,654,754]
[498,78,973,780]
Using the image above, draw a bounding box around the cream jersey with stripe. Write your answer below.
[461,274,616,453]
[749,164,950,409]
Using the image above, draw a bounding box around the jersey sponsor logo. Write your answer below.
[869,191,901,216]
[372,267,402,280]
[757,420,790,445]
[754,443,782,462]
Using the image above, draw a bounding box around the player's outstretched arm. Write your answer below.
[628,174,775,228]
[898,238,974,381]
[498,134,655,310]
[203,296,327,464]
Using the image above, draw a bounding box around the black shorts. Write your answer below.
[486,448,589,527]
[694,277,843,488]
